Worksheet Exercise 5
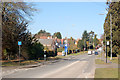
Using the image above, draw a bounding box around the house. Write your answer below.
[54,39,65,47]
[37,39,56,51]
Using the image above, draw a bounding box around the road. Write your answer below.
[3,53,96,78]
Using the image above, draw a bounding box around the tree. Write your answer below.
[104,1,120,55]
[82,30,89,50]
[37,30,51,36]
[68,38,77,51]
[70,37,73,40]
[2,2,42,60]
[93,34,99,48]
[28,42,44,60]
[88,31,94,49]
[53,32,62,39]
[77,40,84,51]
[82,30,89,41]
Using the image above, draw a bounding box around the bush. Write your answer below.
[57,47,64,52]
[47,51,55,57]
[28,42,44,60]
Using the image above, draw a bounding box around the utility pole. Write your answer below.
[89,35,90,50]
[84,39,85,51]
[105,34,106,57]
[110,13,112,60]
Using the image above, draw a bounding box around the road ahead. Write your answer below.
[3,53,96,78]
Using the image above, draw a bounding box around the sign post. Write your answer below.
[106,41,109,63]
[18,41,22,65]
[44,50,47,61]
[65,44,68,56]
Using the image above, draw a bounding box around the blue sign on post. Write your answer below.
[65,44,68,52]
[18,41,22,65]
[18,41,22,46]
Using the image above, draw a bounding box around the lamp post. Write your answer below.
[106,41,110,63]
[110,14,112,60]
[99,12,112,60]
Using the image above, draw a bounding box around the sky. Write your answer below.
[28,2,107,39]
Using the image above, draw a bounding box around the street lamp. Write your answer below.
[99,12,112,60]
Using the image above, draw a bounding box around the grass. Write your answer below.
[95,68,118,78]
[108,57,118,64]
[47,56,67,60]
[47,51,87,60]
[69,51,88,56]
[95,59,108,64]
[96,52,119,64]
[2,60,44,67]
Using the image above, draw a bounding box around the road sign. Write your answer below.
[65,44,68,52]
[18,41,22,46]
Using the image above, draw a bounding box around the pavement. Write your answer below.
[2,53,96,78]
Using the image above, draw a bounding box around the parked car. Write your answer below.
[88,50,92,55]
[92,50,95,54]
[95,51,98,55]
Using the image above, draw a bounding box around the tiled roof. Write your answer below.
[38,39,54,45]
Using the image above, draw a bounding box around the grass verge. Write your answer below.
[2,60,44,67]
[69,51,88,56]
[95,68,118,78]
[95,59,109,64]
[108,57,118,64]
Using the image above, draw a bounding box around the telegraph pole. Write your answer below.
[105,34,106,57]
[110,13,112,60]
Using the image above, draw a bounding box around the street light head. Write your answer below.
[99,14,105,15]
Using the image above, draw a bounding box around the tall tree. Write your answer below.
[104,1,120,55]
[88,31,94,49]
[93,34,99,48]
[82,30,89,50]
[35,30,51,39]
[53,32,62,39]
[82,30,89,41]
[2,2,37,60]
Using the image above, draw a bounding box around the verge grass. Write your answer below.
[95,68,118,78]
[95,59,107,64]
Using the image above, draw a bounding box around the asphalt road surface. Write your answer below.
[3,53,96,78]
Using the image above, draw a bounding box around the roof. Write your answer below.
[38,39,54,45]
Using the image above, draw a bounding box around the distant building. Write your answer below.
[54,39,65,48]
[37,39,56,51]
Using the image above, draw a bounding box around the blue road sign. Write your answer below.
[65,44,68,52]
[18,41,22,46]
